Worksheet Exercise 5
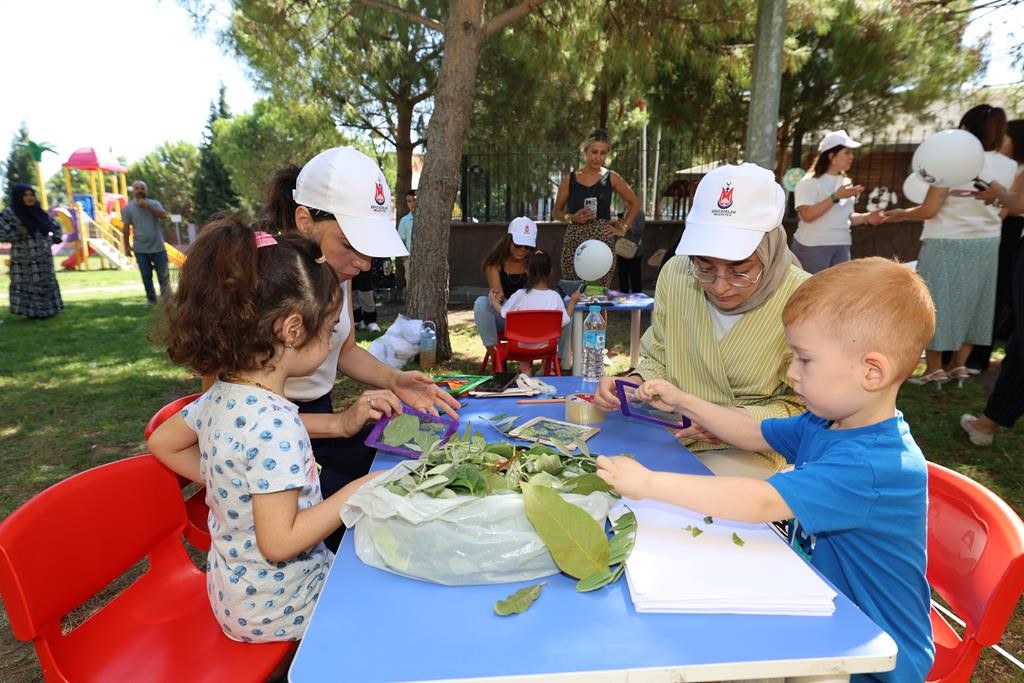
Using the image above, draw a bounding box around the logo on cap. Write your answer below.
[374,181,386,206]
[523,224,530,234]
[717,183,734,209]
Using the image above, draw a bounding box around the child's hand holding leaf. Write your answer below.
[595,455,652,500]
[635,378,685,414]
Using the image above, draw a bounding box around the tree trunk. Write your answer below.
[394,89,415,223]
[406,0,486,361]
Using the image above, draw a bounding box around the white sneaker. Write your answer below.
[366,322,381,332]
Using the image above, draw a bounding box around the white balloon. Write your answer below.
[902,174,930,205]
[573,239,614,281]
[911,129,984,188]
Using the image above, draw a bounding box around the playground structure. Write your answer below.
[55,147,186,271]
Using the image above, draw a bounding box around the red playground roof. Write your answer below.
[63,147,127,172]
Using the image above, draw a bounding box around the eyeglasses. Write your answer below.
[688,262,764,289]
[512,243,536,251]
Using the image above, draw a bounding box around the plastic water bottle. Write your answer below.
[419,320,437,369]
[581,305,605,392]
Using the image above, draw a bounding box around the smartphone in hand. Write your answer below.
[973,179,991,191]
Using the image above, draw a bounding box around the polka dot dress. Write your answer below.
[182,381,331,643]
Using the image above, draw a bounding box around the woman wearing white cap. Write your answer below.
[261,147,460,548]
[791,130,886,274]
[473,216,539,354]
[593,164,810,477]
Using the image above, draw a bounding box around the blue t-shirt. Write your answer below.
[763,411,934,683]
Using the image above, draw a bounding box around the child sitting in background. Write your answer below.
[597,257,936,682]
[148,219,378,645]
[490,249,581,375]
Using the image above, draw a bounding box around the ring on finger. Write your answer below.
[367,397,375,407]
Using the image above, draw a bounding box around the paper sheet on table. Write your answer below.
[618,499,837,616]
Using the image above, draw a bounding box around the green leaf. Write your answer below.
[684,525,703,537]
[522,484,609,580]
[561,473,612,495]
[576,437,591,458]
[611,511,636,532]
[383,483,409,496]
[576,570,616,592]
[607,529,635,565]
[732,532,745,547]
[704,516,714,525]
[413,474,451,492]
[382,413,419,446]
[494,583,544,616]
[484,442,515,457]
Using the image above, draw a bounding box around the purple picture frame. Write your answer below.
[614,379,692,430]
[364,405,460,459]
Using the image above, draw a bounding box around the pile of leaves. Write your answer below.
[380,419,612,499]
[373,414,638,613]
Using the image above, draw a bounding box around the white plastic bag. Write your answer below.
[367,314,423,368]
[341,460,615,585]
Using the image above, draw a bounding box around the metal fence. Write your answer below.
[455,127,947,223]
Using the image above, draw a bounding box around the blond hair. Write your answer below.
[782,258,935,379]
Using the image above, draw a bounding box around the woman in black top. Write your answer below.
[553,129,641,287]
[473,217,537,355]
[0,184,63,319]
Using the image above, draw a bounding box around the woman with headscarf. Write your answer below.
[593,164,809,478]
[553,129,641,288]
[0,184,63,319]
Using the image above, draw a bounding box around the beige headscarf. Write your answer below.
[707,225,802,316]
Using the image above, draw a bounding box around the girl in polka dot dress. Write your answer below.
[148,218,380,644]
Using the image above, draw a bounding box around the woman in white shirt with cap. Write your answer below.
[791,129,886,274]
[261,147,460,549]
[594,164,810,478]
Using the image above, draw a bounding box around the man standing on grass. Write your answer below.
[121,180,170,306]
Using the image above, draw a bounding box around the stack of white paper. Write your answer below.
[620,499,837,616]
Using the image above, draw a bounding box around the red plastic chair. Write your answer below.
[0,455,292,683]
[480,310,564,376]
[145,393,210,551]
[926,461,1024,682]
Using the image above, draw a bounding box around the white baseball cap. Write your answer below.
[818,129,862,152]
[293,147,408,257]
[507,216,538,248]
[675,163,785,261]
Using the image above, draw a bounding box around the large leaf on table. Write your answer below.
[522,483,609,580]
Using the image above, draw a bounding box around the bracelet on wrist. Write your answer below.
[565,214,574,224]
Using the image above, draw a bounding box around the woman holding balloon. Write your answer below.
[886,104,1016,387]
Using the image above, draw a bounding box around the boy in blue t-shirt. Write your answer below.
[597,257,936,682]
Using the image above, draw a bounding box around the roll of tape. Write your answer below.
[564,393,606,425]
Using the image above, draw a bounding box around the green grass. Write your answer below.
[0,271,1022,681]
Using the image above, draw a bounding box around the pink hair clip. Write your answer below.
[254,231,278,248]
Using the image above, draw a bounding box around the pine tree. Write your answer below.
[191,85,240,224]
[2,123,36,208]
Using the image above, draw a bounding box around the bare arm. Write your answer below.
[596,456,792,523]
[611,171,641,232]
[484,263,503,300]
[885,185,947,221]
[139,198,169,220]
[252,472,379,562]
[147,413,202,482]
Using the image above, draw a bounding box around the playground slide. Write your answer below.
[61,244,97,269]
[165,242,186,267]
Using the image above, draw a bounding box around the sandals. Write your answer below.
[947,366,970,388]
[908,369,948,388]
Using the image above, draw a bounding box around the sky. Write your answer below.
[0,0,259,182]
[1,1,1022,187]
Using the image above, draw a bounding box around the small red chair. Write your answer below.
[926,461,1024,682]
[480,310,564,376]
[146,393,210,551]
[0,455,292,683]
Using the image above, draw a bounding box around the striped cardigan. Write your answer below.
[635,255,809,452]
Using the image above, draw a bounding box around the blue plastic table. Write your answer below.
[289,377,896,683]
[571,295,655,374]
